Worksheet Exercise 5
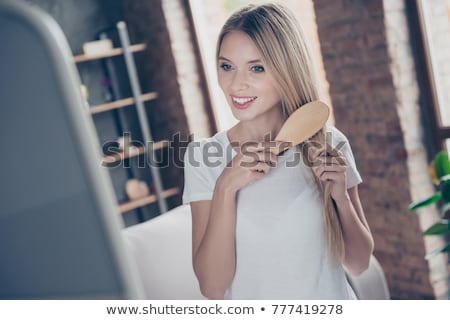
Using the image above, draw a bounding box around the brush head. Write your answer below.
[274,100,330,155]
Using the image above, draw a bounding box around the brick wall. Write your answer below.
[314,0,449,299]
[161,0,214,140]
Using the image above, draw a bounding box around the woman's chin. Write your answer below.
[230,111,255,122]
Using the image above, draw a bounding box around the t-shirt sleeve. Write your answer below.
[328,127,363,189]
[182,140,215,204]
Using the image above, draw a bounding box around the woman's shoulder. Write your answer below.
[325,125,350,146]
[184,130,231,162]
[188,130,229,147]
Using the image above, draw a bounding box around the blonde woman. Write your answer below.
[183,3,374,299]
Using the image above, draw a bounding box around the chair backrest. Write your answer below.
[0,1,143,299]
[123,205,205,299]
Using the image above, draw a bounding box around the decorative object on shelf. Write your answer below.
[115,132,137,153]
[125,179,150,201]
[82,39,113,56]
[408,150,450,259]
[73,43,146,63]
[117,135,130,151]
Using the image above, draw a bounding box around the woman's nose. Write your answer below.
[230,71,249,91]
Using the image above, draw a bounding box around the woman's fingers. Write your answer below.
[311,146,345,161]
[316,171,343,182]
[253,161,271,174]
[314,166,346,181]
[309,144,348,183]
[233,140,297,187]
[239,152,276,168]
[240,141,281,167]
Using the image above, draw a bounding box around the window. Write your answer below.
[411,0,450,152]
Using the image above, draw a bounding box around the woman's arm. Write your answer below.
[312,147,374,275]
[334,185,374,275]
[191,180,237,299]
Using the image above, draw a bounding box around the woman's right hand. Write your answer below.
[217,141,285,192]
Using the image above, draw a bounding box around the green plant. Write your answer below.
[408,151,450,259]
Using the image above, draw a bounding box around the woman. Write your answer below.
[183,3,373,299]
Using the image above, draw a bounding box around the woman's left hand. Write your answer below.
[310,145,349,202]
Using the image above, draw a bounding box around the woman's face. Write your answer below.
[217,31,282,122]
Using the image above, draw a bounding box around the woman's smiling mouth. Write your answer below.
[231,95,257,109]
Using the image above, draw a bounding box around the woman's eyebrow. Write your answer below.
[218,56,262,64]
[247,59,262,64]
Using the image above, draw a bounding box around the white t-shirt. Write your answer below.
[183,126,362,299]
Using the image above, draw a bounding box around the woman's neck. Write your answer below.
[228,106,285,143]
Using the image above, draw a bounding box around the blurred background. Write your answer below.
[17,0,450,299]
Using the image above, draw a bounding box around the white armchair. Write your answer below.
[122,204,390,300]
[122,205,204,299]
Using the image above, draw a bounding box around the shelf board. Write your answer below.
[102,140,169,164]
[73,43,147,63]
[89,92,158,114]
[119,187,179,213]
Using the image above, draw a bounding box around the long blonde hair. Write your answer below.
[217,3,344,260]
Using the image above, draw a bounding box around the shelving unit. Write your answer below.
[73,21,176,219]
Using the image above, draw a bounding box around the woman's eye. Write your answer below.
[220,63,232,71]
[251,65,265,73]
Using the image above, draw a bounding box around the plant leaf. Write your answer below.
[425,243,450,260]
[440,174,450,183]
[408,192,441,211]
[434,151,450,179]
[423,220,450,235]
[440,203,450,218]
[442,183,450,203]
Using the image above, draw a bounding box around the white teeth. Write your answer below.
[232,96,256,104]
